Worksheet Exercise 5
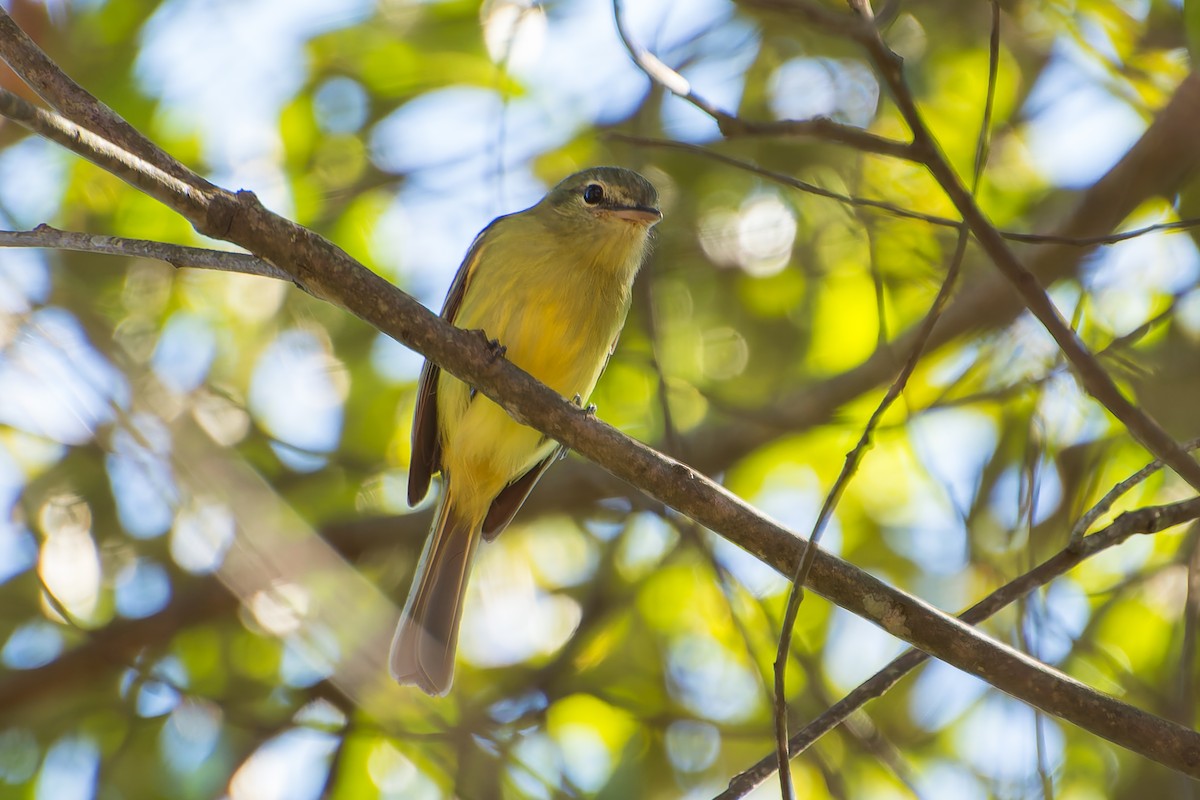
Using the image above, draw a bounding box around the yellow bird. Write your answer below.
[391,166,662,694]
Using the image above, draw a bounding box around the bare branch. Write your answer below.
[4,7,1200,778]
[772,226,969,798]
[0,89,211,221]
[0,10,210,187]
[720,494,1200,799]
[0,225,287,279]
[611,0,916,162]
[609,133,961,227]
[747,0,1200,496]
[1072,438,1200,542]
[616,133,1200,248]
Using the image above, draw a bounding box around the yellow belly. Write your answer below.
[432,209,650,525]
[438,269,630,522]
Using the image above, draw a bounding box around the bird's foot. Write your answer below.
[571,394,598,418]
[471,329,506,361]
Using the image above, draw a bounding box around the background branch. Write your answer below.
[7,6,1200,796]
[3,75,1199,785]
[604,28,1200,517]
[722,483,1200,798]
[0,225,285,278]
[733,0,1200,494]
[0,9,209,186]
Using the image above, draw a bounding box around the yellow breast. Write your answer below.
[436,213,648,514]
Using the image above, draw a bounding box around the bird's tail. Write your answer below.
[390,491,480,695]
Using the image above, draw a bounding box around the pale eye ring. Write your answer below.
[582,184,605,205]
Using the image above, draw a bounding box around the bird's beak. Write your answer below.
[611,205,663,226]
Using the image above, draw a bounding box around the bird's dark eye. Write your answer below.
[582,184,605,205]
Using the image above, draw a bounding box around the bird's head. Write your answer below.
[540,166,662,230]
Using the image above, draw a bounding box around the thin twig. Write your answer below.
[1177,534,1200,800]
[973,0,1000,190]
[0,225,288,279]
[609,133,963,228]
[1004,219,1200,246]
[611,0,917,162]
[716,116,917,161]
[771,227,971,797]
[719,494,1200,799]
[1180,536,1200,728]
[1071,438,1200,542]
[771,2,1000,788]
[837,0,1200,491]
[609,133,1200,249]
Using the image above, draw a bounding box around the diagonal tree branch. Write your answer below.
[736,1,1200,493]
[13,15,1200,562]
[609,12,1200,517]
[3,9,1200,777]
[609,0,1200,501]
[0,10,211,187]
[719,493,1200,799]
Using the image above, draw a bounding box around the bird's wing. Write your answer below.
[481,444,564,542]
[407,223,496,506]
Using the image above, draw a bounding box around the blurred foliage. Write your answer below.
[2,0,1200,798]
